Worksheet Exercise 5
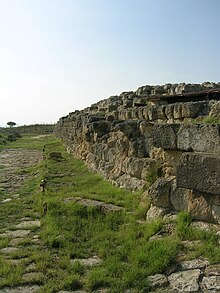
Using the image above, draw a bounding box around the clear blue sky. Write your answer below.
[0,0,219,126]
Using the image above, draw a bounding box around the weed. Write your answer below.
[201,115,220,124]
[146,169,157,189]
[176,211,193,239]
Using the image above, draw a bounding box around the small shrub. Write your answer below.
[176,211,193,239]
[85,267,110,291]
[63,274,82,290]
[146,169,157,189]
[7,134,16,142]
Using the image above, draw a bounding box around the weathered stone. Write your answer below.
[210,100,220,118]
[170,179,189,212]
[153,124,179,150]
[157,105,166,120]
[67,198,123,213]
[139,121,154,138]
[148,178,172,208]
[173,103,182,119]
[0,286,40,293]
[177,153,220,195]
[211,195,220,224]
[146,204,168,221]
[15,220,40,229]
[168,269,201,292]
[190,221,209,231]
[91,121,111,137]
[71,255,102,267]
[181,102,203,118]
[180,259,209,270]
[115,121,138,138]
[188,190,215,223]
[126,157,145,179]
[0,229,31,238]
[177,124,220,152]
[164,104,174,121]
[201,276,220,291]
[148,274,168,289]
[148,106,158,121]
[205,264,220,276]
[1,198,12,203]
[9,238,25,246]
[0,247,19,254]
[115,174,146,190]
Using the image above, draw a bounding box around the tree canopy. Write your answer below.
[7,121,16,127]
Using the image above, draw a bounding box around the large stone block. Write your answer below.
[148,178,172,208]
[177,153,220,194]
[170,179,189,212]
[188,190,215,223]
[91,121,111,137]
[177,124,220,152]
[114,121,138,138]
[152,124,179,150]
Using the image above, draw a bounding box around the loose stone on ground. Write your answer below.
[71,255,102,267]
[15,220,40,229]
[0,286,40,293]
[0,247,19,255]
[0,230,31,238]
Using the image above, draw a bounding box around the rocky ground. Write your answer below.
[0,149,44,293]
[0,148,220,292]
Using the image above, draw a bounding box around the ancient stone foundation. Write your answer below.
[55,82,220,224]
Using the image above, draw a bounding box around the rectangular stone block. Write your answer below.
[177,153,220,194]
[177,124,220,153]
[152,124,180,150]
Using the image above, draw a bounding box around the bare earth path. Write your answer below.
[0,148,43,292]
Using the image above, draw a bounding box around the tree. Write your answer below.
[7,121,16,128]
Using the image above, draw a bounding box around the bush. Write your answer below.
[7,134,17,142]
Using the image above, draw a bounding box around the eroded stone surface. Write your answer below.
[168,269,201,292]
[201,276,220,291]
[148,178,172,208]
[148,274,168,289]
[0,286,40,293]
[146,204,168,221]
[0,247,19,254]
[71,255,102,267]
[180,259,209,270]
[9,238,25,247]
[63,197,123,213]
[177,152,220,195]
[205,264,220,276]
[15,221,41,229]
[0,230,31,238]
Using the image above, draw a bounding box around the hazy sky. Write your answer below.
[0,0,219,126]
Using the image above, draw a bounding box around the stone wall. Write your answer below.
[54,82,220,223]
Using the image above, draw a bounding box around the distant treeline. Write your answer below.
[14,124,55,134]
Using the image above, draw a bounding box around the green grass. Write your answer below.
[1,135,220,292]
[0,256,25,286]
[201,115,220,124]
[0,134,57,150]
